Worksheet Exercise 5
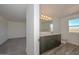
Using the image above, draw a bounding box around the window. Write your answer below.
[69,18,79,33]
[50,24,53,32]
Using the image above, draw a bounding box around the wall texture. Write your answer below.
[0,16,8,45]
[8,21,26,38]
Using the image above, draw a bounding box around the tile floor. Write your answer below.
[42,43,79,55]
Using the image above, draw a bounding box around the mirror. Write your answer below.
[40,20,53,32]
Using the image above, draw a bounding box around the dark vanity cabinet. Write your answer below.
[40,34,61,54]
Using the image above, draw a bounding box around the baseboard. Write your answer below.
[67,40,79,46]
[0,39,9,46]
[61,39,67,44]
[8,37,26,40]
[61,39,79,46]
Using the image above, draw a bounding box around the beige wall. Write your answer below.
[0,16,8,45]
[8,21,26,38]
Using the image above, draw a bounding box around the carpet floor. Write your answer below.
[0,38,26,55]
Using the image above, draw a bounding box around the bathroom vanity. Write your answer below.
[40,32,61,54]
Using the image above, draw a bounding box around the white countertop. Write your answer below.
[40,32,60,37]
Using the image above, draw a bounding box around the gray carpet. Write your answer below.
[0,38,26,55]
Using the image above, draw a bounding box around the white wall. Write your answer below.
[49,14,79,46]
[0,16,8,45]
[8,21,26,38]
[26,4,39,55]
[60,15,79,45]
[53,19,61,34]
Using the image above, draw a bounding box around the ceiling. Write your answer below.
[0,4,79,22]
[40,4,79,19]
[0,4,27,22]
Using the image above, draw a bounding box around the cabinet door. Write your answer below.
[40,35,61,54]
[40,37,50,54]
[40,36,55,54]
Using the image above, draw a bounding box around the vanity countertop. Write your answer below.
[40,32,60,37]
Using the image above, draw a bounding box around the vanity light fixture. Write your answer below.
[40,15,52,21]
